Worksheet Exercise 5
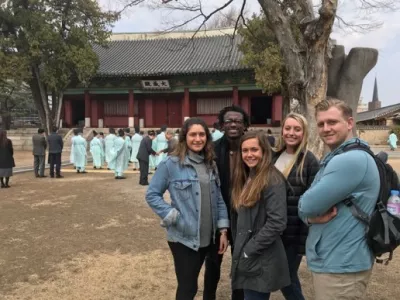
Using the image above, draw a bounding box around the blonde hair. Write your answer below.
[275,113,309,183]
[231,131,283,210]
[314,98,353,119]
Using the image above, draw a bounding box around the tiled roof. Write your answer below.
[357,103,400,122]
[93,35,249,77]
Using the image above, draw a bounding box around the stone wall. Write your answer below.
[357,126,391,145]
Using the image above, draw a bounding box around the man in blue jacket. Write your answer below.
[298,99,380,300]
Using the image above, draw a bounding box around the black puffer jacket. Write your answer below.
[272,150,319,255]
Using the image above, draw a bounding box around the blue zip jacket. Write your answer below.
[298,138,380,273]
[146,155,229,251]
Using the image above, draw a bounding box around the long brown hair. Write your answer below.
[275,113,309,183]
[170,118,215,167]
[0,130,8,148]
[232,131,283,210]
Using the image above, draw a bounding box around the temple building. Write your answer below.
[61,28,283,129]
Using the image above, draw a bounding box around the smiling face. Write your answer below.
[241,138,263,169]
[316,106,354,151]
[282,117,304,150]
[222,111,245,140]
[186,124,207,153]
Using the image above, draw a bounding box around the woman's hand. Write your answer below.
[218,230,229,254]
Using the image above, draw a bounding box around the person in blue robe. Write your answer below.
[90,131,104,169]
[155,126,168,166]
[98,132,106,165]
[70,131,78,169]
[130,126,143,170]
[104,128,117,170]
[72,129,87,173]
[109,129,129,179]
[212,122,224,141]
[388,130,398,151]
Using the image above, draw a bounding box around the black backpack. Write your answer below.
[341,140,400,264]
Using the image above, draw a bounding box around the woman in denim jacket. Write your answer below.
[146,117,230,300]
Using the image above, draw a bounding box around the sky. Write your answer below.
[100,0,400,107]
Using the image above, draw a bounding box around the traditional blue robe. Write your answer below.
[73,135,87,171]
[90,136,104,168]
[212,129,224,141]
[149,137,157,170]
[104,133,117,164]
[70,136,77,166]
[109,136,129,177]
[130,133,143,169]
[125,136,132,165]
[155,132,168,165]
[388,133,398,150]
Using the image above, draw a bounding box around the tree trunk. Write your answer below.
[1,112,11,130]
[28,65,63,134]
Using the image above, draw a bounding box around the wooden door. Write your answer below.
[168,98,182,128]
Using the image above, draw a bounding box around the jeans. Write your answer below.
[281,246,304,300]
[168,242,210,300]
[204,231,244,300]
[244,289,270,300]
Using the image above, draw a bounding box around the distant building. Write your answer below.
[61,28,283,129]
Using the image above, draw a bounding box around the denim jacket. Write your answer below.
[146,155,230,251]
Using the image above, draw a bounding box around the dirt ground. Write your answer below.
[0,161,400,300]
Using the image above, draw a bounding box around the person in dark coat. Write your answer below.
[204,105,250,300]
[272,113,319,300]
[230,131,290,299]
[267,129,275,147]
[136,130,157,185]
[32,128,47,178]
[157,129,176,156]
[0,130,15,188]
[47,126,64,178]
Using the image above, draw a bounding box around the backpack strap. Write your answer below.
[343,197,371,225]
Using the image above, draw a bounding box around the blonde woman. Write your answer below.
[273,113,319,300]
[231,131,290,299]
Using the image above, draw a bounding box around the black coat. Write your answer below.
[231,175,290,293]
[47,133,63,154]
[213,136,232,218]
[136,136,156,162]
[272,150,319,254]
[0,139,15,168]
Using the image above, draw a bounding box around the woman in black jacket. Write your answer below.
[273,113,319,300]
[0,130,15,188]
[230,131,290,299]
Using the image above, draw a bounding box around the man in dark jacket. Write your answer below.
[47,126,64,178]
[32,128,47,178]
[156,130,176,156]
[204,105,250,300]
[136,130,157,186]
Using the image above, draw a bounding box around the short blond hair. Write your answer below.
[315,98,353,119]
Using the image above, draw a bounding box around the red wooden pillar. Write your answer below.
[128,89,135,128]
[64,99,72,128]
[91,98,98,127]
[241,96,250,116]
[182,88,190,122]
[272,95,283,126]
[233,87,239,106]
[84,90,91,127]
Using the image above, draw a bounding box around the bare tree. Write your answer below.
[111,0,397,153]
[207,6,247,29]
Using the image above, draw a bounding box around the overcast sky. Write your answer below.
[100,0,400,107]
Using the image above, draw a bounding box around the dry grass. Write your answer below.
[1,167,400,300]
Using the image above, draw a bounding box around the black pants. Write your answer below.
[34,155,45,176]
[204,232,244,300]
[48,153,61,177]
[138,159,149,185]
[169,242,213,300]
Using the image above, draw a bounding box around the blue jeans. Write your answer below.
[244,289,270,300]
[278,245,305,300]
